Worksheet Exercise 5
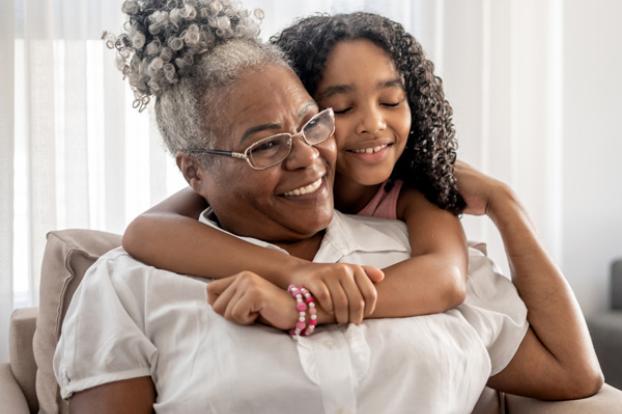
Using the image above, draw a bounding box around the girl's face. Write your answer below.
[315,39,411,187]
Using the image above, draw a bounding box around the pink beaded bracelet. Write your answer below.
[299,287,317,336]
[287,285,307,337]
[287,285,317,337]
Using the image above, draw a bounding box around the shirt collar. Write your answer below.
[199,208,410,262]
[315,211,410,262]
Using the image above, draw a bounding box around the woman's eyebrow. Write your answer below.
[240,123,281,144]
[298,100,319,118]
[239,101,318,144]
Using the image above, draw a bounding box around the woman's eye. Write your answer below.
[252,140,279,153]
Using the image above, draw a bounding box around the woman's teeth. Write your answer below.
[284,178,323,197]
[351,144,388,154]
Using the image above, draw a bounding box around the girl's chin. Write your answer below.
[343,166,394,187]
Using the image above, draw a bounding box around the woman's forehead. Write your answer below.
[223,66,317,141]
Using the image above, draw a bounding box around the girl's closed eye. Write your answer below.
[380,92,407,108]
[381,100,402,108]
[323,97,353,115]
[333,106,352,115]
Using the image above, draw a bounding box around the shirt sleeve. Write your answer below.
[459,247,530,376]
[53,250,157,399]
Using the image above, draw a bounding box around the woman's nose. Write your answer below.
[356,105,387,135]
[283,135,320,170]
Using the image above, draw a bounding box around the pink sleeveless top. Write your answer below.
[357,180,403,220]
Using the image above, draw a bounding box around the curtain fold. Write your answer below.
[26,0,58,307]
[0,0,15,362]
[61,0,90,230]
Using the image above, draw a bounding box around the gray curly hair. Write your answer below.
[104,0,288,155]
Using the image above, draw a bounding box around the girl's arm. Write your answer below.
[123,187,302,285]
[456,161,603,399]
[123,188,384,324]
[370,188,468,317]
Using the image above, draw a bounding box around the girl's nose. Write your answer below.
[356,105,387,135]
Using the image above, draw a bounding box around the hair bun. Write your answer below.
[103,0,264,111]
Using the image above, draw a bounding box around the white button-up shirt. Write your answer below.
[54,211,528,413]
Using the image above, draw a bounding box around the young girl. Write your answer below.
[123,12,468,323]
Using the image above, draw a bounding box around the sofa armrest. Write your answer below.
[506,383,622,413]
[0,363,30,414]
[10,307,38,413]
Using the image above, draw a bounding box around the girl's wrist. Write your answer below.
[274,256,309,288]
[487,184,521,224]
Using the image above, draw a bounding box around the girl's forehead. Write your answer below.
[317,39,401,95]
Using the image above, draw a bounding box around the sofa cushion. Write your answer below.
[33,230,121,414]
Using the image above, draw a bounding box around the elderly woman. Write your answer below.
[54,1,602,413]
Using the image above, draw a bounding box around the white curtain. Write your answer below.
[2,0,620,361]
[1,0,188,360]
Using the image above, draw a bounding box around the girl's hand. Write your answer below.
[288,262,384,325]
[207,271,298,330]
[454,161,509,216]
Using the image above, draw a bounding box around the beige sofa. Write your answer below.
[1,230,621,413]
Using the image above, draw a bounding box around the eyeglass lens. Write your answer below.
[247,109,334,169]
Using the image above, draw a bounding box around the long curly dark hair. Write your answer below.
[270,12,465,215]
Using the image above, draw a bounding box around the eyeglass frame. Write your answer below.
[186,107,335,170]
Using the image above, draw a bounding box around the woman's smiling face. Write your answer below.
[315,39,412,188]
[195,64,337,242]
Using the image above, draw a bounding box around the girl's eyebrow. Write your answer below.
[379,78,405,90]
[317,84,352,100]
[318,77,404,100]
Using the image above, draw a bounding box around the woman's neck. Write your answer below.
[274,231,325,261]
[333,174,382,214]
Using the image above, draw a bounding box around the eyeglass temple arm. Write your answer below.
[189,149,246,159]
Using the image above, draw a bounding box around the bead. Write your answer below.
[287,284,320,337]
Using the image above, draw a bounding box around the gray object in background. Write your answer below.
[588,258,622,389]
[611,259,622,310]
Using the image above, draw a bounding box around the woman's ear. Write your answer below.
[176,153,206,193]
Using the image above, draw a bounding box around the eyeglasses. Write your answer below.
[187,108,335,170]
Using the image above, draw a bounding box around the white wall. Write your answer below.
[562,0,622,315]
